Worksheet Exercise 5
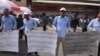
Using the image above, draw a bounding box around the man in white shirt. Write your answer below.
[88,12,100,32]
[53,7,70,56]
[23,13,37,33]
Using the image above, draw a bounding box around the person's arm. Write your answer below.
[32,19,37,29]
[12,16,17,30]
[53,16,57,28]
[87,19,96,31]
[66,17,71,32]
[67,17,70,29]
[0,16,3,31]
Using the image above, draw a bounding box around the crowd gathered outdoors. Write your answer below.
[0,7,100,56]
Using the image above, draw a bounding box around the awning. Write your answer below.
[32,1,100,6]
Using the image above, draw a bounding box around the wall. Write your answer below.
[10,0,26,6]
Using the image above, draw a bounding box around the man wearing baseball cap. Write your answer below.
[53,7,70,56]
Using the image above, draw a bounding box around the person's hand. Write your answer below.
[93,29,96,31]
[19,27,24,30]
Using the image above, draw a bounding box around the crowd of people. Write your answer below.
[0,9,94,33]
[0,7,100,56]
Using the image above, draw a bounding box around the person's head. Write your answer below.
[18,14,23,18]
[42,13,46,17]
[59,7,66,17]
[24,12,30,20]
[10,11,14,15]
[3,8,10,16]
[97,12,100,19]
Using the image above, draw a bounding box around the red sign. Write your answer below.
[32,6,60,12]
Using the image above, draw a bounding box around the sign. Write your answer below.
[0,30,18,52]
[26,30,57,55]
[64,31,100,56]
[32,6,60,12]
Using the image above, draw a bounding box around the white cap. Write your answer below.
[24,12,29,15]
[60,7,66,11]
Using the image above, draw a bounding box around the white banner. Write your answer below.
[64,31,100,56]
[0,30,18,52]
[26,30,57,55]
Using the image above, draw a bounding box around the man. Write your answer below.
[19,12,38,56]
[17,14,24,40]
[53,7,70,56]
[42,13,48,31]
[88,12,100,32]
[0,8,16,32]
[71,18,79,32]
[82,16,89,32]
[87,12,100,56]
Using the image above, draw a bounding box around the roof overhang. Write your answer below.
[32,1,100,6]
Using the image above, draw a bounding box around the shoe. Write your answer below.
[27,53,32,56]
[35,54,40,56]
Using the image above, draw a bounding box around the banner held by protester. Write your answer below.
[64,31,100,56]
[26,30,57,55]
[0,30,18,52]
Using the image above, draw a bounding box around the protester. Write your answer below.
[88,12,100,56]
[16,14,24,39]
[88,12,100,32]
[42,13,48,31]
[82,16,89,32]
[0,8,17,32]
[71,18,79,32]
[53,7,70,56]
[19,12,38,56]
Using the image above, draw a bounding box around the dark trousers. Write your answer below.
[19,29,24,39]
[43,24,47,31]
[98,43,100,56]
[82,28,87,32]
[72,26,77,32]
[73,27,77,32]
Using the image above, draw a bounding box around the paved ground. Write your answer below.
[0,27,90,56]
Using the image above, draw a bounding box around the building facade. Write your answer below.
[10,0,100,17]
[31,0,100,16]
[9,0,27,6]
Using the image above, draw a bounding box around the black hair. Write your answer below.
[42,13,46,16]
